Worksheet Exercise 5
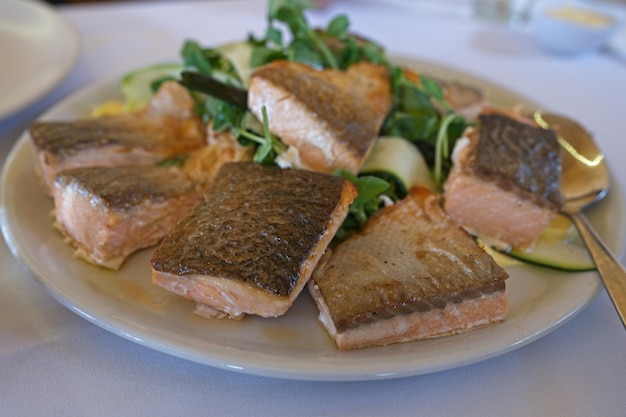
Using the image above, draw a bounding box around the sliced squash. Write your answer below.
[360,136,435,197]
[503,214,595,272]
[121,62,183,111]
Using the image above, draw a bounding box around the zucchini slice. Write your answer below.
[119,41,253,112]
[503,214,595,272]
[360,136,435,197]
[216,41,253,86]
[121,63,183,111]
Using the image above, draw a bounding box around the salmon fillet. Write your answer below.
[53,165,202,270]
[402,68,486,121]
[30,81,206,194]
[150,162,358,319]
[443,111,563,251]
[308,187,508,350]
[247,60,392,174]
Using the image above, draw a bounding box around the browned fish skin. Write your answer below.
[53,165,201,269]
[470,113,562,210]
[151,162,357,298]
[54,166,200,210]
[31,118,188,158]
[30,81,206,194]
[401,68,486,121]
[250,62,381,158]
[442,111,564,251]
[309,187,508,348]
[248,60,392,174]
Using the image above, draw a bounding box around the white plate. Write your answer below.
[1,60,624,381]
[0,0,79,120]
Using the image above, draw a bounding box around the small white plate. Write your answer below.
[531,0,623,55]
[1,59,624,381]
[0,0,79,120]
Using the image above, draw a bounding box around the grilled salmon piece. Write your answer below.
[53,165,202,270]
[30,81,205,195]
[150,161,358,319]
[402,68,486,121]
[308,187,508,350]
[443,111,563,251]
[247,60,392,174]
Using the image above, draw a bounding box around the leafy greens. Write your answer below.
[171,0,470,239]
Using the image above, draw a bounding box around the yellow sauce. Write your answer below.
[540,213,578,241]
[477,240,522,268]
[546,5,614,28]
[90,100,125,117]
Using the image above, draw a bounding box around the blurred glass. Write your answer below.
[473,0,534,25]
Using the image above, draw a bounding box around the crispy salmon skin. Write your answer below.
[402,68,486,121]
[309,187,508,350]
[248,60,392,174]
[150,162,358,319]
[53,165,201,270]
[443,111,563,251]
[30,81,205,194]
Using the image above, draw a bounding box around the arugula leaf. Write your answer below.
[326,15,350,37]
[333,169,390,242]
[433,114,470,189]
[268,0,314,19]
[420,75,446,106]
[249,45,287,68]
[182,41,214,74]
[181,40,244,86]
[276,4,339,68]
[233,106,286,165]
[250,0,386,70]
[379,66,470,190]
[204,96,246,131]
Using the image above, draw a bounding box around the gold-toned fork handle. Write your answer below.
[565,211,626,329]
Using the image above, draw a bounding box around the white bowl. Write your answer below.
[531,1,621,54]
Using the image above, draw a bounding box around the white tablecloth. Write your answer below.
[2,1,625,416]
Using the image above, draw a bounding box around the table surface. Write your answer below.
[2,0,626,416]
